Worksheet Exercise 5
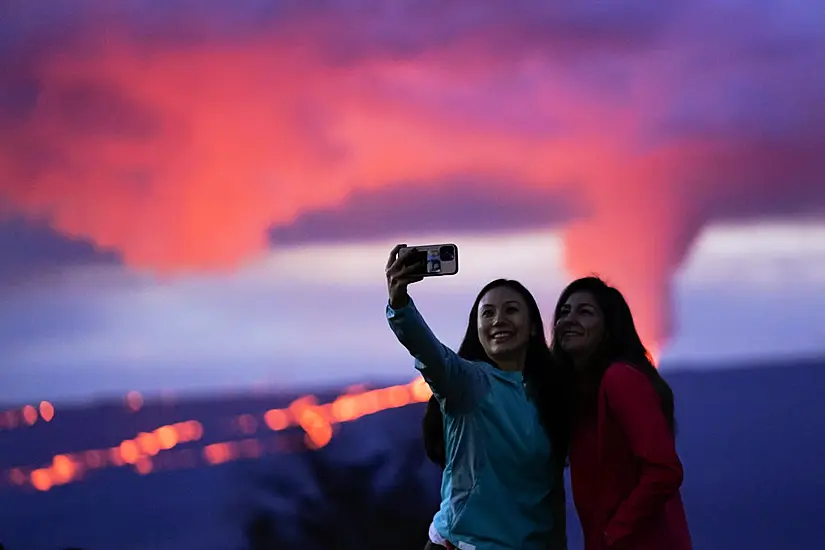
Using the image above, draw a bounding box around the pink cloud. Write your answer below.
[1,0,824,346]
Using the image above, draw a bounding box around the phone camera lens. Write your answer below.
[439,246,455,262]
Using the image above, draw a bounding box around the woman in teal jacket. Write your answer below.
[386,245,571,550]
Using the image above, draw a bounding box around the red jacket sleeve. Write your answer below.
[602,363,683,547]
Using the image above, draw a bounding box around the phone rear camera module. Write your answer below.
[439,246,455,262]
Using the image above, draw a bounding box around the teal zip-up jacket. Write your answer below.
[387,298,560,550]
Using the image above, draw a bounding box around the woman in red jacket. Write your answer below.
[551,277,692,550]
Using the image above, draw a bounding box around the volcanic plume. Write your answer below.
[1,0,824,349]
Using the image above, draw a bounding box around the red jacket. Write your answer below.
[570,363,692,550]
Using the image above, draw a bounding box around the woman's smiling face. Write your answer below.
[556,290,606,362]
[477,285,532,363]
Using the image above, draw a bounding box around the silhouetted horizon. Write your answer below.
[1,357,823,549]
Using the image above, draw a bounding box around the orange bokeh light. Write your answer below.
[136,432,160,456]
[109,447,125,466]
[289,397,333,450]
[39,401,55,422]
[191,421,204,440]
[135,456,153,475]
[264,409,290,431]
[203,442,235,465]
[119,440,140,464]
[387,386,410,407]
[155,425,178,450]
[51,454,76,484]
[31,469,52,491]
[21,405,38,426]
[303,426,332,450]
[330,395,358,422]
[172,420,203,442]
[409,377,432,402]
[4,377,435,489]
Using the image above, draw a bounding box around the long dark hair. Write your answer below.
[551,276,676,432]
[422,395,445,469]
[422,279,572,467]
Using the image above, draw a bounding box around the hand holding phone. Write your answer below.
[385,243,459,309]
[397,244,459,277]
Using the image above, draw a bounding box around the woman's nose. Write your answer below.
[557,316,576,329]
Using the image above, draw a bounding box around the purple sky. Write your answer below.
[1,0,824,403]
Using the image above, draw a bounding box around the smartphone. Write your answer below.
[399,243,459,277]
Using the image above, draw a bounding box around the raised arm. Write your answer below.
[602,363,684,548]
[384,244,487,409]
[387,298,487,408]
